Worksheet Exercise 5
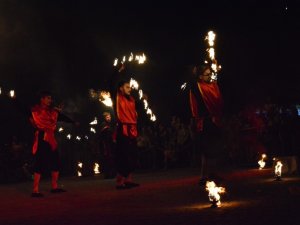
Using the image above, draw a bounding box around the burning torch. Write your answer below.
[204,31,222,82]
[130,78,156,122]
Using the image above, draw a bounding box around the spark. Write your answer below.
[76,136,81,141]
[89,117,98,125]
[94,163,100,174]
[181,82,187,90]
[9,90,15,98]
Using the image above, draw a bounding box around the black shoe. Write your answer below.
[124,182,140,188]
[116,184,131,190]
[31,192,44,198]
[50,188,67,193]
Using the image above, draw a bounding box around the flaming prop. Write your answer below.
[206,181,226,208]
[89,117,98,125]
[90,127,96,134]
[204,31,221,82]
[58,127,64,133]
[9,90,15,98]
[275,161,283,181]
[89,89,113,107]
[100,91,113,107]
[181,82,187,91]
[113,52,146,67]
[93,163,100,175]
[130,78,156,122]
[76,136,81,141]
[77,162,83,177]
[258,154,267,169]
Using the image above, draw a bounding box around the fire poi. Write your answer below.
[275,160,283,181]
[205,181,226,208]
[258,154,267,169]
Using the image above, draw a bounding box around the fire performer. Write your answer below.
[189,63,223,184]
[30,91,77,197]
[99,111,116,179]
[110,64,140,190]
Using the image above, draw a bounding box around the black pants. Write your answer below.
[115,133,137,177]
[33,132,60,174]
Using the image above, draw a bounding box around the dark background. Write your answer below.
[0,0,299,142]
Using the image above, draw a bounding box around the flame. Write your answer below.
[211,63,217,72]
[206,181,225,207]
[128,52,134,62]
[89,117,98,125]
[139,89,143,99]
[122,56,126,64]
[58,127,64,132]
[76,136,81,141]
[204,31,221,82]
[0,87,2,95]
[99,91,113,107]
[77,162,83,177]
[94,163,100,174]
[130,78,139,90]
[207,48,215,60]
[275,161,283,177]
[84,135,89,140]
[206,31,216,47]
[113,52,146,67]
[136,53,146,64]
[9,90,15,98]
[67,134,72,139]
[143,99,148,109]
[150,114,156,121]
[90,127,96,133]
[258,154,267,169]
[181,82,187,90]
[113,58,118,66]
[89,89,98,99]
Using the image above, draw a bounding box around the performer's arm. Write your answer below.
[189,88,203,132]
[189,90,199,118]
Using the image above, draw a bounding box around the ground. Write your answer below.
[0,167,299,225]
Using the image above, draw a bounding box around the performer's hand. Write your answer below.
[118,64,125,72]
[54,104,63,112]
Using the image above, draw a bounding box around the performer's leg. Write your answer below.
[50,151,65,193]
[51,171,59,190]
[124,139,139,188]
[33,172,41,193]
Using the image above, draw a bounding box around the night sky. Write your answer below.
[0,0,300,140]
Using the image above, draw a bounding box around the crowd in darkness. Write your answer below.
[1,102,300,183]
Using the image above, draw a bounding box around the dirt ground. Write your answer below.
[0,167,299,225]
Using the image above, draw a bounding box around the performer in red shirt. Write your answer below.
[30,91,76,197]
[189,64,223,184]
[114,80,140,189]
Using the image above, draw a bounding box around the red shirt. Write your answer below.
[31,104,59,154]
[116,92,137,138]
